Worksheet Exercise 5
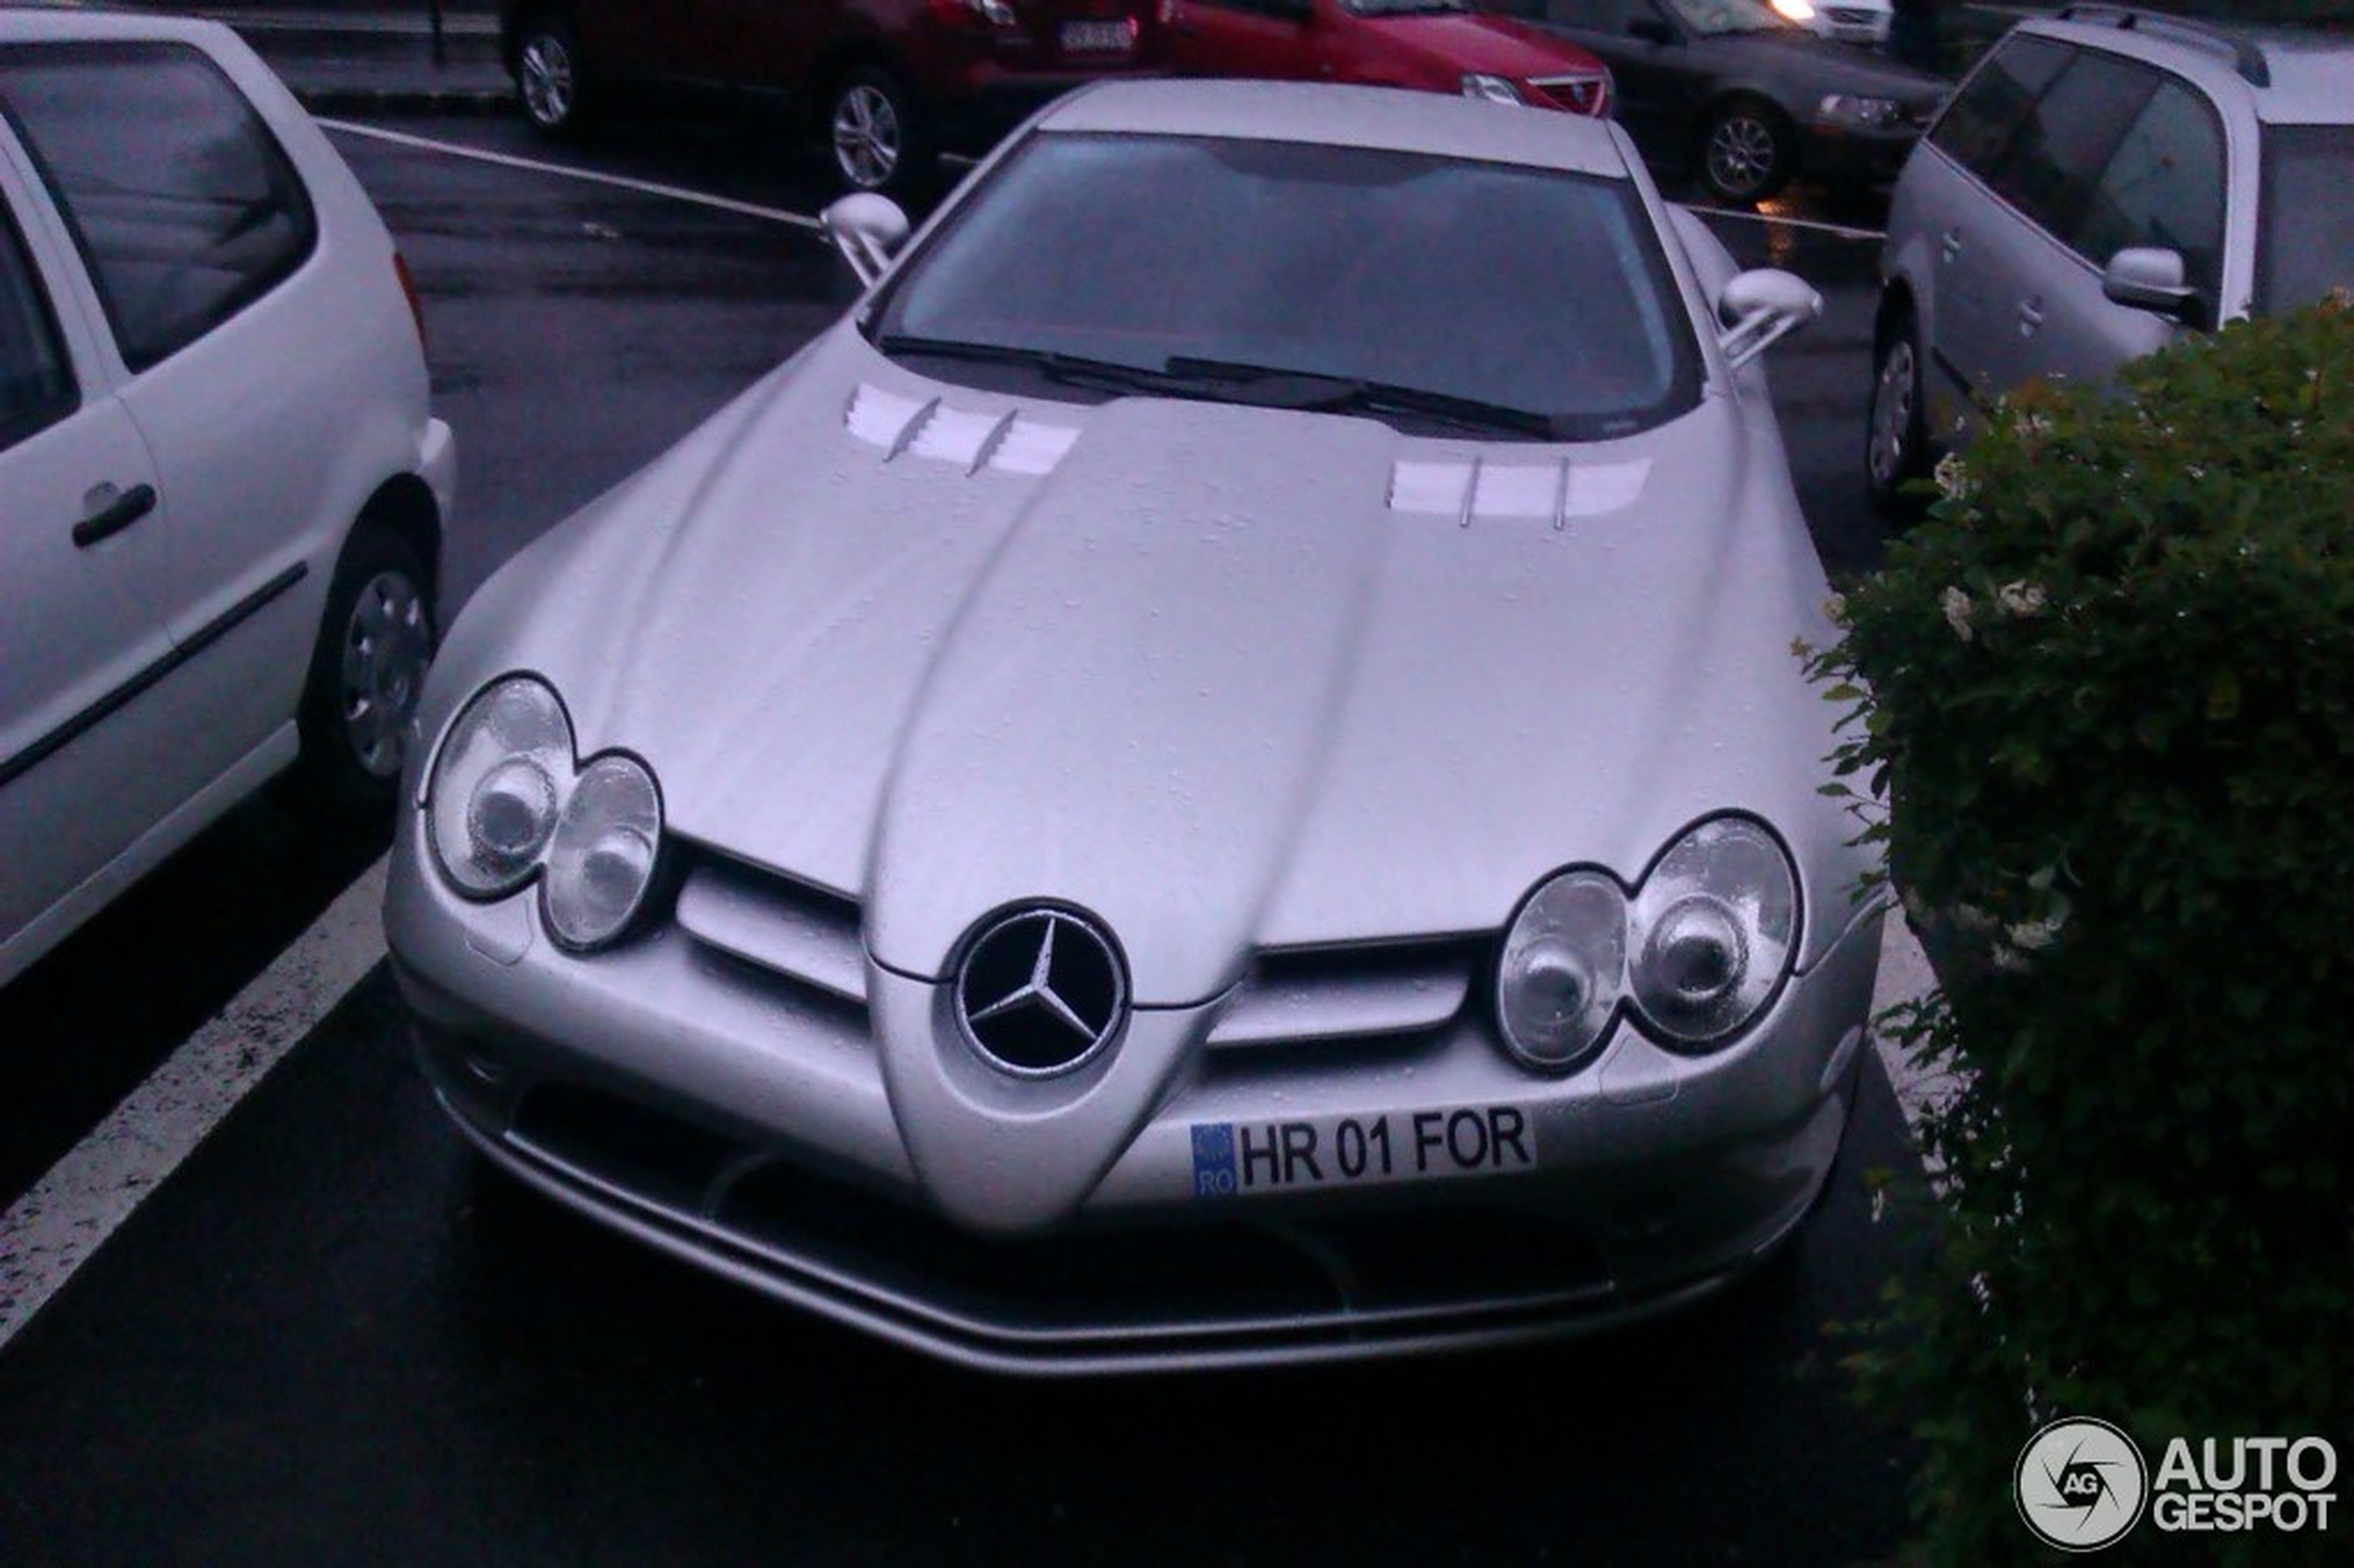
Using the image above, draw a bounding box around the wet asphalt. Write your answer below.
[0,109,1926,1563]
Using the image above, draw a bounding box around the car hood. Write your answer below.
[1368,12,1603,81]
[427,326,1868,1005]
[1702,29,1948,106]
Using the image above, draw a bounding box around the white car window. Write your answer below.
[2075,79,2225,298]
[0,41,316,373]
[2258,123,2354,313]
[0,196,73,451]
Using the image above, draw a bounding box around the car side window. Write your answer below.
[1929,34,2071,179]
[0,42,316,375]
[2073,79,2225,299]
[1545,0,1652,26]
[1982,50,2157,253]
[0,196,74,452]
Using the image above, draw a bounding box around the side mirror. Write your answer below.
[1715,268,1821,371]
[1629,17,1677,44]
[2103,247,2199,322]
[822,193,910,289]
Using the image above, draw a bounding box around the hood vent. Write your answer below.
[846,384,1080,478]
[1389,456,1651,528]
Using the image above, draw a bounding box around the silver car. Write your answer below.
[1865,6,2354,513]
[386,80,1883,1372]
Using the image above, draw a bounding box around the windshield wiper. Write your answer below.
[872,334,1184,394]
[876,338,1557,436]
[1162,355,1559,438]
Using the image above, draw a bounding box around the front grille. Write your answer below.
[1207,939,1478,1051]
[500,1080,1615,1369]
[673,848,867,1009]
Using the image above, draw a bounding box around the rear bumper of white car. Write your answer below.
[418,416,458,534]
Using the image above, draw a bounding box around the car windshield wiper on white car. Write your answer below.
[1161,355,1560,438]
[873,334,1189,393]
[876,335,1556,437]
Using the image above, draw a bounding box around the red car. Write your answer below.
[1158,0,1611,115]
[501,0,1159,196]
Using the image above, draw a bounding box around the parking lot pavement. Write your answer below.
[0,965,1931,1566]
[0,109,1933,1563]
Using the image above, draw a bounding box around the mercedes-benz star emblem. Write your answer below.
[955,907,1128,1077]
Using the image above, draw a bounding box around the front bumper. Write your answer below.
[1799,120,1920,188]
[387,824,1882,1374]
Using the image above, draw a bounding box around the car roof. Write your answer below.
[1034,79,1637,178]
[0,7,236,46]
[2022,10,2354,126]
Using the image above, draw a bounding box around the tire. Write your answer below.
[513,14,591,137]
[822,67,934,199]
[1865,306,1931,521]
[285,522,437,820]
[1700,98,1794,205]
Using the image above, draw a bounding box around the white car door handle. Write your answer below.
[2018,299,2044,334]
[1940,227,1964,261]
[71,482,158,549]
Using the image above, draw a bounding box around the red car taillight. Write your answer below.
[928,0,1019,31]
[393,250,428,357]
[1532,70,1611,117]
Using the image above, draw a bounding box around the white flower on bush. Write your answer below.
[1996,580,2047,618]
[1990,942,2034,976]
[1934,451,1973,499]
[2006,916,2062,952]
[1942,586,1975,642]
[1823,591,1848,626]
[2010,410,2054,439]
[1952,904,1998,935]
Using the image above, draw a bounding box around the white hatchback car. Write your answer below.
[1,11,456,987]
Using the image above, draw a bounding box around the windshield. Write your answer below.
[1343,0,1470,15]
[868,133,1701,442]
[1663,0,1792,36]
[2258,123,2354,313]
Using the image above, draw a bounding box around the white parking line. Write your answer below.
[0,860,388,1350]
[320,120,1882,246]
[1689,206,1888,243]
[317,120,828,233]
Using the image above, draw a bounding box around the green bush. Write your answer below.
[1808,298,2354,1563]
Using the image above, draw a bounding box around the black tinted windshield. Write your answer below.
[869,133,1701,441]
[2258,123,2354,312]
[1344,0,1470,14]
[1664,0,1790,35]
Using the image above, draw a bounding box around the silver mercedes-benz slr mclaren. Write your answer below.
[386,79,1887,1373]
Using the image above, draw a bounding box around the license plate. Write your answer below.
[1060,18,1136,54]
[1188,1106,1536,1198]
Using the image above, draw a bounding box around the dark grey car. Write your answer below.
[1487,0,1947,201]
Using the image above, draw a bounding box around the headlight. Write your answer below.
[1627,817,1797,1046]
[1461,73,1525,106]
[1497,870,1626,1069]
[1495,816,1799,1071]
[544,754,663,951]
[425,675,664,951]
[1817,94,1902,129]
[428,677,570,896]
[1770,0,1816,22]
